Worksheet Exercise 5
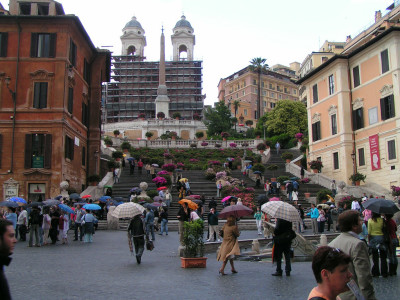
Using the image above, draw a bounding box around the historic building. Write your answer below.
[217,66,300,124]
[297,4,400,190]
[0,0,111,200]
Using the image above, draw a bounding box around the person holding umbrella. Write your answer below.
[271,218,296,276]
[127,214,146,264]
[217,215,240,275]
[81,210,97,243]
[177,202,190,246]
[385,214,398,276]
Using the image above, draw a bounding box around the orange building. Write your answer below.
[297,6,400,190]
[0,0,110,200]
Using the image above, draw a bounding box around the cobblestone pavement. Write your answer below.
[6,230,400,300]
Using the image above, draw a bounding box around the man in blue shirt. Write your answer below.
[145,208,155,241]
[309,203,319,235]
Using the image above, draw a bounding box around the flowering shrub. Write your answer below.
[205,168,216,180]
[157,170,169,176]
[177,162,185,168]
[208,160,221,166]
[229,143,237,148]
[193,113,201,121]
[216,171,227,180]
[157,112,165,119]
[201,142,209,147]
[221,132,230,138]
[162,163,177,172]
[152,176,167,185]
[189,159,199,163]
[163,152,174,159]
[391,186,400,196]
[295,133,304,139]
[300,178,311,184]
[339,195,358,209]
[308,160,323,170]
[221,185,256,210]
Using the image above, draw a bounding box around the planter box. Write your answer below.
[304,192,311,198]
[312,169,318,173]
[181,257,207,268]
[285,159,291,163]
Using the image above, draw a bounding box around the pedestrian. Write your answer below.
[286,181,293,201]
[298,204,306,231]
[137,159,144,174]
[177,203,190,246]
[330,180,337,197]
[368,212,388,277]
[326,208,332,232]
[145,208,155,241]
[255,175,261,188]
[150,165,155,179]
[208,197,217,211]
[121,157,125,168]
[216,180,222,197]
[145,163,151,176]
[82,210,97,243]
[329,210,376,300]
[308,246,352,300]
[264,181,270,196]
[309,203,319,235]
[158,208,168,236]
[49,206,60,244]
[384,214,398,276]
[271,218,296,276]
[16,207,28,241]
[0,219,17,300]
[254,207,263,235]
[74,204,84,241]
[42,208,51,245]
[292,190,298,202]
[28,207,42,247]
[207,208,220,242]
[317,206,326,233]
[351,198,361,212]
[127,214,145,264]
[330,205,339,232]
[275,141,281,155]
[300,166,305,179]
[129,159,135,175]
[113,168,119,183]
[164,189,172,208]
[217,215,240,275]
[185,179,191,196]
[5,208,17,231]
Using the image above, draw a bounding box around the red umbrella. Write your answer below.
[218,204,253,219]
[221,196,238,203]
[81,195,91,199]
[157,186,167,191]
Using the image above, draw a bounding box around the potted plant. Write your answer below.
[221,132,230,141]
[201,142,208,147]
[391,185,400,197]
[256,143,266,153]
[138,112,146,120]
[157,112,165,120]
[112,150,123,161]
[181,219,207,268]
[308,160,323,173]
[317,189,333,203]
[281,152,294,163]
[193,113,201,121]
[120,141,131,152]
[104,136,113,147]
[145,131,153,140]
[172,112,181,120]
[349,172,366,186]
[162,163,177,173]
[252,163,265,173]
[229,142,237,148]
[190,143,197,148]
[195,132,204,139]
[295,132,303,141]
[266,164,278,181]
[254,129,262,139]
[88,174,101,186]
[113,129,120,137]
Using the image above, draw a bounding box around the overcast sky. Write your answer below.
[7,0,394,105]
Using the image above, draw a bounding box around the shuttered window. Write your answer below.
[24,134,52,168]
[33,82,48,108]
[312,121,321,141]
[30,33,56,58]
[352,108,364,130]
[380,95,395,121]
[312,84,318,103]
[381,49,389,74]
[0,32,8,57]
[65,135,74,160]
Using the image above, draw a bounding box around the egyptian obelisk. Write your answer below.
[155,27,170,118]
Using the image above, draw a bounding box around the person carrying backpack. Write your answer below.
[28,207,43,247]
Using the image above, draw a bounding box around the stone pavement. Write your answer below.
[6,230,399,300]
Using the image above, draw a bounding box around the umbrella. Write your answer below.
[69,193,80,200]
[73,202,87,207]
[317,204,330,209]
[261,201,301,222]
[175,169,183,172]
[83,204,101,211]
[157,186,167,191]
[127,157,135,161]
[130,187,141,193]
[141,203,159,211]
[269,197,280,201]
[153,196,163,202]
[58,203,75,214]
[99,196,111,202]
[9,197,26,204]
[81,195,91,199]
[43,199,60,206]
[178,199,198,210]
[55,195,63,200]
[104,185,112,189]
[283,180,292,184]
[185,196,199,200]
[362,198,400,214]
[221,195,238,203]
[256,194,268,204]
[192,200,203,205]
[218,204,253,219]
[151,163,159,167]
[27,202,45,208]
[0,201,19,208]
[113,197,124,202]
[112,202,145,218]
[327,195,335,202]
[253,171,262,175]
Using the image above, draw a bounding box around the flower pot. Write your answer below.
[312,169,318,173]
[256,136,260,139]
[237,165,241,170]
[304,192,311,198]
[285,159,291,163]
[355,181,360,186]
[223,138,227,141]
[147,137,151,141]
[181,257,207,268]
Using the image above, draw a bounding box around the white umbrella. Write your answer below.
[111,202,145,219]
[261,201,300,223]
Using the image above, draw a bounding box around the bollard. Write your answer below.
[252,239,260,253]
[320,234,327,246]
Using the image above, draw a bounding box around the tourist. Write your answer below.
[145,207,155,241]
[74,204,84,241]
[286,181,293,201]
[317,206,326,233]
[28,207,42,247]
[330,205,339,233]
[137,159,144,174]
[49,206,60,244]
[297,204,305,232]
[16,206,28,241]
[82,210,97,243]
[127,214,145,264]
[384,214,398,276]
[329,210,376,299]
[113,168,119,183]
[177,203,190,246]
[207,208,220,242]
[42,208,51,245]
[300,166,305,179]
[217,215,240,275]
[275,141,281,155]
[60,211,69,244]
[0,219,17,299]
[208,197,217,211]
[308,246,352,300]
[272,218,296,276]
[330,180,337,197]
[129,159,135,175]
[351,198,361,212]
[309,203,319,235]
[368,212,388,277]
[5,208,17,231]
[158,208,168,236]
[254,207,263,235]
[216,180,222,197]
[164,189,172,208]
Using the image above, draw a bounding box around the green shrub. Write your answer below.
[349,172,366,182]
[317,189,333,203]
[281,152,293,160]
[252,163,265,173]
[147,190,158,198]
[183,219,205,258]
[112,151,123,159]
[277,176,290,184]
[121,141,131,151]
[113,130,120,136]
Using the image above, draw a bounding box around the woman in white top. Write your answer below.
[42,209,51,245]
[61,212,69,244]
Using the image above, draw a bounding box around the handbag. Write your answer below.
[146,237,154,251]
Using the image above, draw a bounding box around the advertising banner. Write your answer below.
[369,134,381,171]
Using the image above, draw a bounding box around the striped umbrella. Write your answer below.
[111,202,145,219]
[261,201,300,223]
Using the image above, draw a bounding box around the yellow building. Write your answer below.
[298,16,400,190]
[218,66,299,124]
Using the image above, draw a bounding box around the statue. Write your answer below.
[60,181,69,200]
[334,180,349,205]
[138,182,150,201]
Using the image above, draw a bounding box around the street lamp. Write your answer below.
[5,76,17,174]
[351,152,356,186]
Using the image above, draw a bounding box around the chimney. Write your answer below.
[346,35,352,43]
[375,10,382,22]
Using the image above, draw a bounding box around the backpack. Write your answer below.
[30,210,41,225]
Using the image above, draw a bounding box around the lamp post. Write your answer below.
[5,76,17,174]
[351,152,356,186]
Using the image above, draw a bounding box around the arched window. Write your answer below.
[178,45,187,61]
[127,46,136,55]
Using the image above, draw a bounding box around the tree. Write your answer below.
[203,101,233,136]
[249,57,269,120]
[264,100,308,137]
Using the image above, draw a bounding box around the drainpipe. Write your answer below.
[347,61,357,184]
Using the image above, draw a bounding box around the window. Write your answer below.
[279,94,282,100]
[67,87,74,114]
[270,102,276,108]
[328,74,334,95]
[65,136,74,160]
[30,33,56,58]
[24,134,52,169]
[0,32,8,57]
[263,101,266,107]
[19,3,31,15]
[293,90,297,95]
[33,82,48,108]
[331,114,337,135]
[312,121,321,141]
[262,90,266,96]
[82,146,86,166]
[312,84,318,103]
[253,79,256,85]
[284,87,288,93]
[242,91,245,96]
[353,66,360,87]
[261,82,264,88]
[69,39,77,67]
[322,56,328,63]
[352,107,364,130]
[277,86,281,92]
[37,3,49,15]
[358,148,365,166]
[381,49,389,73]
[388,140,396,160]
[270,92,275,98]
[244,109,247,116]
[333,152,339,170]
[254,110,257,119]
[380,95,395,121]
[269,83,274,90]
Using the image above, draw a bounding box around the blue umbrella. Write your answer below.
[0,201,19,208]
[99,196,111,202]
[69,193,80,200]
[58,203,75,214]
[73,202,87,207]
[113,197,124,202]
[83,204,101,210]
[55,195,63,200]
[141,203,158,211]
[127,157,135,161]
[9,197,27,204]
[253,171,262,174]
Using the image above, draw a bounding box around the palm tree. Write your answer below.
[233,100,240,118]
[249,57,269,119]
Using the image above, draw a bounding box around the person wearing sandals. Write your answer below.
[217,215,240,275]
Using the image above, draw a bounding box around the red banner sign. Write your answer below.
[369,134,381,171]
